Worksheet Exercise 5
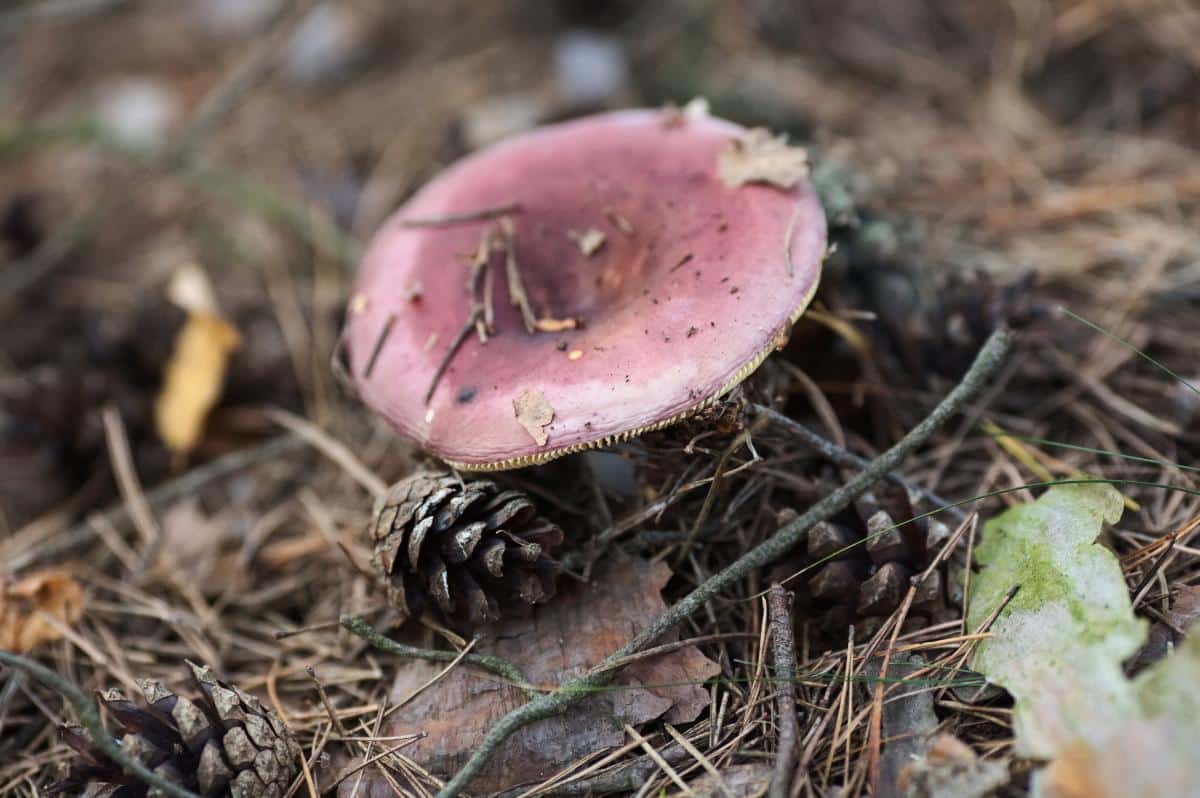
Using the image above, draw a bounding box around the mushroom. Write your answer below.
[344,108,825,470]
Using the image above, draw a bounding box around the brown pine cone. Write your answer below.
[370,471,563,628]
[774,484,952,642]
[53,662,300,798]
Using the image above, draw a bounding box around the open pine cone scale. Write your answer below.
[53,663,300,797]
[371,472,564,628]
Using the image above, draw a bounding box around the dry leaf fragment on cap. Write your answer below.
[1,569,84,653]
[513,389,554,446]
[568,227,606,256]
[718,128,809,189]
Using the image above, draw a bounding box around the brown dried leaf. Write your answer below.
[0,569,84,653]
[158,499,236,591]
[717,128,809,189]
[897,734,1009,798]
[1168,584,1200,631]
[379,553,720,793]
[513,388,554,446]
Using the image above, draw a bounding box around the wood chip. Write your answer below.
[717,128,809,189]
[534,317,581,333]
[568,228,606,256]
[513,389,554,446]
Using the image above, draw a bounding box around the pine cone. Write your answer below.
[370,471,563,628]
[773,483,952,642]
[54,662,300,798]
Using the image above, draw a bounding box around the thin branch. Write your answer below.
[425,227,493,403]
[768,586,799,798]
[501,217,538,333]
[364,313,396,379]
[751,403,967,522]
[433,328,1012,798]
[424,310,480,405]
[0,651,201,798]
[397,203,522,228]
[341,615,539,701]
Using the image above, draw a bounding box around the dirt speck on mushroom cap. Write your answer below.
[346,109,826,469]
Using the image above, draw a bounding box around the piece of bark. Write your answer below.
[869,654,939,798]
[379,552,720,793]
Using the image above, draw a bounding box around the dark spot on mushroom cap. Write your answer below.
[457,386,477,404]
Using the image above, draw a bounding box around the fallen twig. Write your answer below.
[341,615,539,701]
[768,586,799,798]
[433,328,1011,798]
[751,403,967,522]
[0,651,201,798]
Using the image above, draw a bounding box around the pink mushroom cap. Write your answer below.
[345,109,826,470]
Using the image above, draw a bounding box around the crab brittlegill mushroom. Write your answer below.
[345,106,826,470]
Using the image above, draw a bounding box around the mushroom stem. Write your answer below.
[424,328,1013,798]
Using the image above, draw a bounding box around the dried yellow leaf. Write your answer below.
[155,312,241,454]
[718,128,809,189]
[0,569,84,653]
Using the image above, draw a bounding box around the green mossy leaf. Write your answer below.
[967,483,1145,758]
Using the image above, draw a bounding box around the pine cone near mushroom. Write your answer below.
[773,482,952,643]
[53,662,300,798]
[370,471,563,628]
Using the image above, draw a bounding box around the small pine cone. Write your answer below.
[370,471,563,628]
[773,485,951,643]
[54,662,301,798]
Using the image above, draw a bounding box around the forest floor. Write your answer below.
[1,1,1199,796]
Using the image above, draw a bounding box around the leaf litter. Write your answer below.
[4,3,1200,797]
[363,553,719,793]
[968,483,1200,797]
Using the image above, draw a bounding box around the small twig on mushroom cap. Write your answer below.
[397,202,523,228]
[500,217,538,334]
[423,226,496,404]
[364,312,396,379]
